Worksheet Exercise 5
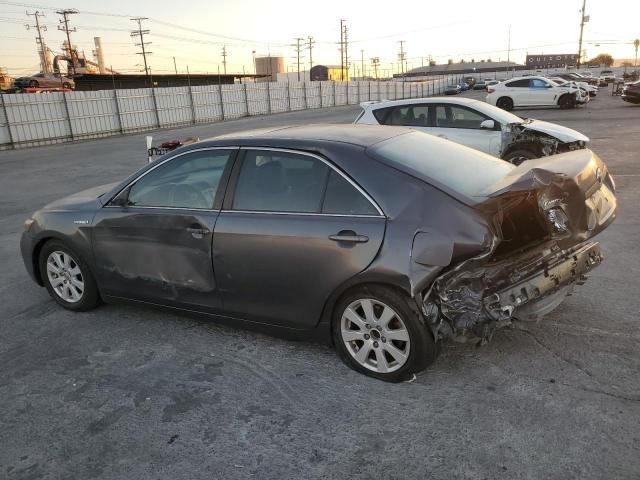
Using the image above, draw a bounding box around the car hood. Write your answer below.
[521,119,589,143]
[43,182,120,211]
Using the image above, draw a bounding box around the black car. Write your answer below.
[622,80,640,104]
[20,125,617,381]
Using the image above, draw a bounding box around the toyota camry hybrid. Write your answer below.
[20,125,617,381]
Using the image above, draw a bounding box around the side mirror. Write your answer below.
[109,186,132,207]
[546,84,553,88]
[480,119,495,130]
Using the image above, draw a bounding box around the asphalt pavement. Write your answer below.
[1,89,639,480]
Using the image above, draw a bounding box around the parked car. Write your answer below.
[472,81,487,90]
[548,77,592,103]
[13,72,75,89]
[463,77,477,87]
[458,82,470,91]
[621,80,640,104]
[20,125,617,381]
[553,73,598,95]
[598,70,615,86]
[444,84,460,95]
[485,80,499,90]
[486,76,581,110]
[355,97,589,163]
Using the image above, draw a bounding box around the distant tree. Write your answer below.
[471,58,475,63]
[459,58,465,63]
[587,53,614,67]
[429,60,436,66]
[447,59,453,64]
[487,57,492,62]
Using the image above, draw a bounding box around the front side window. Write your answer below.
[434,105,491,129]
[232,150,380,215]
[125,149,232,209]
[530,79,549,89]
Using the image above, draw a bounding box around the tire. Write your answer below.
[502,145,542,165]
[496,97,513,111]
[39,240,101,311]
[332,285,439,382]
[558,94,576,109]
[28,80,38,87]
[62,82,72,89]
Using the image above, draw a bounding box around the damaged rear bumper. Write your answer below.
[428,241,603,341]
[483,241,602,321]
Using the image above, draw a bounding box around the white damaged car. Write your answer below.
[355,97,589,164]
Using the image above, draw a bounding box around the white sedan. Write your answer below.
[354,97,589,164]
[485,76,582,111]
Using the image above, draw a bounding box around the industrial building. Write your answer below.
[399,60,525,78]
[255,56,285,82]
[310,65,350,81]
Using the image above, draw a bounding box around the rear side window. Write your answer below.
[377,105,428,127]
[322,171,378,215]
[505,79,529,88]
[232,150,380,215]
[530,79,549,88]
[373,107,391,124]
[433,105,490,129]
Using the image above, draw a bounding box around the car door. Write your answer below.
[378,104,430,133]
[503,79,531,106]
[529,78,556,105]
[212,148,386,329]
[92,147,237,312]
[426,103,501,156]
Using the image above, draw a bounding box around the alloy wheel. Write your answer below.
[46,250,84,303]
[340,298,411,373]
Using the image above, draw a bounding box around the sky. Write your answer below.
[1,0,638,77]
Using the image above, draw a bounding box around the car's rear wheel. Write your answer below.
[28,80,38,87]
[559,94,576,109]
[62,82,72,89]
[333,285,438,382]
[496,97,513,111]
[39,240,100,311]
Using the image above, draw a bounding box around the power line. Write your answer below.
[130,16,151,76]
[306,35,314,71]
[293,37,304,81]
[577,0,588,68]
[221,45,227,74]
[397,40,406,75]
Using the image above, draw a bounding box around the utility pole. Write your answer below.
[577,0,588,69]
[306,36,315,71]
[25,11,50,73]
[221,45,228,74]
[398,40,406,76]
[130,17,151,78]
[173,56,178,74]
[339,19,344,81]
[371,57,380,79]
[56,8,78,75]
[293,37,304,81]
[507,25,511,66]
[360,49,365,79]
[343,23,349,80]
[634,39,639,75]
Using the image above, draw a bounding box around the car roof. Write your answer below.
[363,96,487,110]
[202,124,411,148]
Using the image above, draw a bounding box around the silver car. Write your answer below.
[13,72,75,89]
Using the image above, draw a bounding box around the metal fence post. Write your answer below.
[368,81,371,101]
[61,91,75,141]
[112,89,124,134]
[357,81,361,103]
[333,81,336,106]
[346,81,349,105]
[286,81,291,111]
[186,75,196,124]
[243,81,249,117]
[218,81,226,120]
[319,81,323,108]
[302,81,308,110]
[150,86,161,128]
[266,81,272,114]
[1,94,15,149]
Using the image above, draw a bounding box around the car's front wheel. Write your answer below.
[558,94,576,109]
[39,240,101,311]
[503,145,542,165]
[28,80,38,88]
[333,285,438,382]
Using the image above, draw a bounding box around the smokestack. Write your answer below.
[94,37,106,74]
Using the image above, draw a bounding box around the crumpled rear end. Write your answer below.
[424,149,617,342]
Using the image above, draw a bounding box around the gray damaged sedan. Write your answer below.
[20,125,617,381]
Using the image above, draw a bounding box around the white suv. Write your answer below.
[486,76,581,111]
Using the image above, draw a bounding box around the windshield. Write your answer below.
[367,131,513,203]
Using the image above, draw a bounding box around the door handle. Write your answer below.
[329,232,369,243]
[187,224,209,238]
